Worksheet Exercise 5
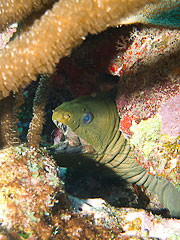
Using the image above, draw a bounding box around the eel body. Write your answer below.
[51,91,180,218]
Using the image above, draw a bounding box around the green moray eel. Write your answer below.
[51,90,180,218]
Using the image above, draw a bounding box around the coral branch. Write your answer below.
[0,0,55,31]
[27,74,51,146]
[0,0,159,98]
[0,92,23,148]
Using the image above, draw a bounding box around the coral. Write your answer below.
[110,27,180,77]
[156,134,180,188]
[27,74,51,146]
[130,115,162,162]
[157,93,180,138]
[0,92,24,148]
[0,144,63,239]
[110,26,180,185]
[116,208,180,239]
[66,195,180,239]
[112,27,180,136]
[51,211,123,239]
[0,144,127,239]
[0,0,55,32]
[0,0,159,98]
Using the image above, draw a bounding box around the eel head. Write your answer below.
[50,91,119,167]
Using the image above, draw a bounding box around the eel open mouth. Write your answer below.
[50,120,95,155]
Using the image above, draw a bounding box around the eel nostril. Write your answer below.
[64,113,70,120]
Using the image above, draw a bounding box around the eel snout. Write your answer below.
[51,120,95,155]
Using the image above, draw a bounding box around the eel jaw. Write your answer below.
[51,120,95,154]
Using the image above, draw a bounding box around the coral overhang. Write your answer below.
[0,0,159,98]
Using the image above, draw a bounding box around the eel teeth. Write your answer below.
[53,120,67,134]
[62,123,67,133]
[53,120,58,126]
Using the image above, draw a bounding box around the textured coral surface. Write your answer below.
[0,0,159,98]
[110,27,180,185]
[0,145,62,239]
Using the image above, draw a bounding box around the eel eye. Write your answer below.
[83,112,92,124]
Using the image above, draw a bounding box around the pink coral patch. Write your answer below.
[158,93,180,138]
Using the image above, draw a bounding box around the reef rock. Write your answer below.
[0,144,63,239]
[112,27,180,187]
